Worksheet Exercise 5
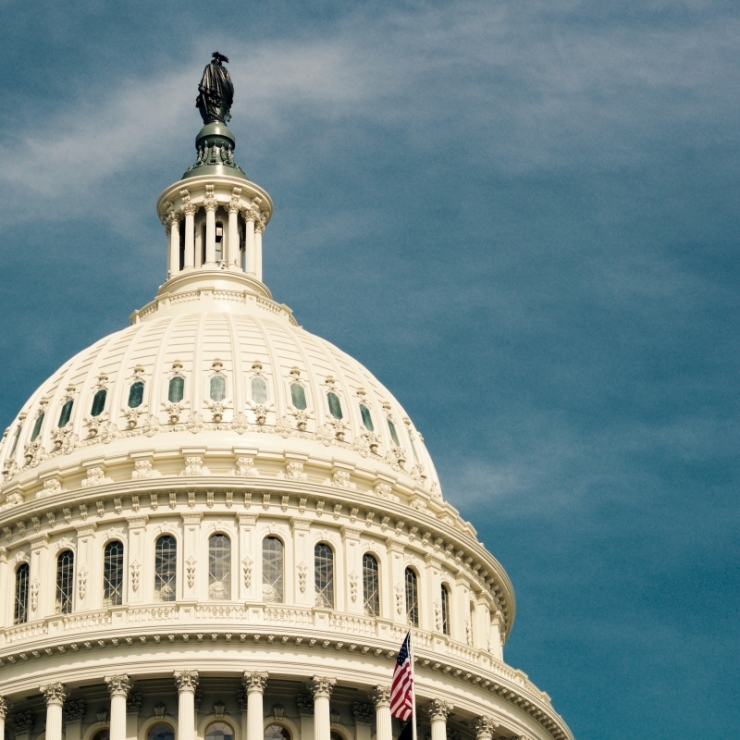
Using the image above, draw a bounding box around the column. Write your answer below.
[473,716,497,740]
[244,214,256,276]
[227,203,240,270]
[40,683,68,740]
[205,200,217,266]
[254,221,264,282]
[424,700,452,740]
[0,696,9,740]
[184,205,196,270]
[243,672,268,740]
[174,671,199,740]
[308,677,336,740]
[368,687,391,740]
[105,675,132,740]
[351,703,373,740]
[169,215,181,277]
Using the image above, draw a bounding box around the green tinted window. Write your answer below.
[31,413,44,441]
[168,377,184,403]
[387,418,400,446]
[91,389,107,417]
[290,383,307,410]
[210,375,226,402]
[128,381,144,408]
[251,377,268,404]
[327,392,343,420]
[58,400,73,428]
[360,404,374,431]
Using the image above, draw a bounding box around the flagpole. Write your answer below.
[409,630,418,740]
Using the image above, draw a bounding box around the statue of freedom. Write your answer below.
[196,52,234,124]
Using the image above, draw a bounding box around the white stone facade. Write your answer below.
[0,88,574,740]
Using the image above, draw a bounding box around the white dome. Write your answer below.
[0,281,441,502]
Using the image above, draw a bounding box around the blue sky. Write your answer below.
[2,1,739,737]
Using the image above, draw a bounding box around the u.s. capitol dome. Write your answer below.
[0,55,573,740]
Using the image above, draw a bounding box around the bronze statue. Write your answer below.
[196,52,234,124]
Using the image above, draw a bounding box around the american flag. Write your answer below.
[390,631,414,720]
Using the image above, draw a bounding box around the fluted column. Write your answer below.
[243,672,268,740]
[308,677,335,740]
[244,213,256,276]
[227,202,240,270]
[205,196,217,266]
[169,215,181,277]
[183,204,196,270]
[424,700,452,740]
[105,675,132,740]
[40,683,68,740]
[254,221,264,282]
[473,716,497,740]
[368,687,391,740]
[174,671,199,740]
[0,696,9,740]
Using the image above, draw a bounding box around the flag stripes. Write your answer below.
[390,631,414,720]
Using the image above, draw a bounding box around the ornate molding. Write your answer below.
[473,717,498,739]
[0,697,10,720]
[105,674,133,698]
[368,686,391,708]
[308,676,336,699]
[242,671,268,694]
[424,699,453,721]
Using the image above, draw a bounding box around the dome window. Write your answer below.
[440,584,451,636]
[154,535,177,602]
[327,392,343,420]
[251,376,268,404]
[262,536,284,603]
[103,541,124,606]
[362,553,380,617]
[210,375,226,402]
[314,543,335,609]
[14,563,29,625]
[91,388,107,417]
[404,567,419,627]
[208,533,231,600]
[58,399,74,428]
[9,423,23,455]
[291,383,307,410]
[168,376,184,403]
[215,221,224,261]
[387,418,400,446]
[206,723,234,740]
[56,550,74,614]
[128,381,144,408]
[265,726,291,740]
[360,404,374,431]
[31,412,44,442]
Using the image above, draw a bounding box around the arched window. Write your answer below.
[31,413,44,442]
[362,553,380,617]
[404,567,419,627]
[265,726,291,740]
[359,404,374,431]
[251,376,268,404]
[168,376,184,403]
[148,724,175,740]
[327,392,343,419]
[128,381,144,408]
[91,729,110,740]
[58,399,74,428]
[262,536,284,603]
[210,375,226,402]
[56,550,74,614]
[91,389,107,417]
[154,535,177,601]
[206,723,234,740]
[290,383,307,410]
[440,584,451,635]
[314,543,334,609]
[208,534,231,600]
[103,541,124,606]
[14,563,29,624]
[387,418,400,446]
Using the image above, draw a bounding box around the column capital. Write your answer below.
[472,717,498,739]
[204,198,218,213]
[308,676,336,700]
[242,672,268,694]
[183,203,197,216]
[368,686,391,708]
[424,699,453,721]
[351,702,374,726]
[40,683,68,707]
[174,670,199,693]
[0,697,10,720]
[105,675,133,698]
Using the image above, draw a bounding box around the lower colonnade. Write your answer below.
[0,673,505,740]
